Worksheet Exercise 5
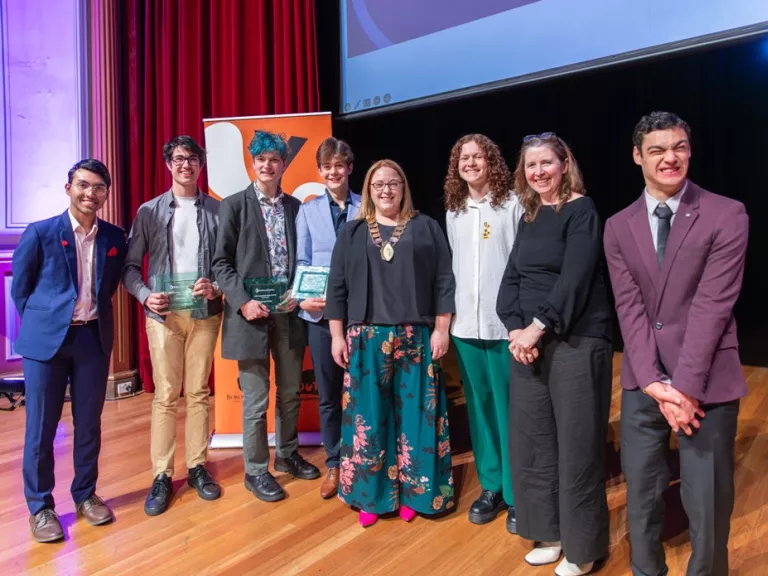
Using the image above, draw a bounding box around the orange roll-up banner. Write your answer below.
[203,112,332,449]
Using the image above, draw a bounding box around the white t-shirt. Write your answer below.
[446,192,524,340]
[170,195,200,274]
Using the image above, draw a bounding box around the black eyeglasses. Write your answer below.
[171,155,201,167]
[523,132,557,143]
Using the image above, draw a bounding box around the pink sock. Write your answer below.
[399,505,417,522]
[359,510,378,527]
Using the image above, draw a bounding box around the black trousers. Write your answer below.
[621,389,739,576]
[306,320,344,468]
[509,335,612,565]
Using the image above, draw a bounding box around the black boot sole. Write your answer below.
[245,479,286,503]
[468,500,507,525]
[188,478,222,501]
[274,461,321,480]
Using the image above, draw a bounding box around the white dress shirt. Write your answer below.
[69,210,98,322]
[644,181,688,250]
[447,192,524,340]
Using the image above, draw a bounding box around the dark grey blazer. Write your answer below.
[212,186,306,361]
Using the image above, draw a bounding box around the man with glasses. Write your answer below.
[213,130,319,503]
[124,135,223,517]
[13,159,127,542]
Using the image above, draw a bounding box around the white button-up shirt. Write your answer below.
[447,192,524,340]
[68,210,98,322]
[644,181,688,251]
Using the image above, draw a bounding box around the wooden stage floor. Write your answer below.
[0,356,766,575]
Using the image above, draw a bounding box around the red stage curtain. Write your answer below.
[120,0,320,392]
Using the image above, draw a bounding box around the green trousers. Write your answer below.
[453,337,514,506]
[339,324,454,515]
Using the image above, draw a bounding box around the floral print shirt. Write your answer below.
[254,183,289,279]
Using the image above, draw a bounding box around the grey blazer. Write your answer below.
[212,186,306,361]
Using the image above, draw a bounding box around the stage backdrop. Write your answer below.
[204,112,332,449]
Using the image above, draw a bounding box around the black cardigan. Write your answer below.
[325,214,455,324]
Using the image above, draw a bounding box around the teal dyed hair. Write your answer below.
[248,130,289,160]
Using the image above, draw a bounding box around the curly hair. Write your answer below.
[513,135,585,222]
[443,134,513,213]
[632,111,691,150]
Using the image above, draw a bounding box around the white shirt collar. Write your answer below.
[644,180,688,216]
[68,209,98,236]
[466,196,489,209]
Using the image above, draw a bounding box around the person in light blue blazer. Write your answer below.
[295,137,361,499]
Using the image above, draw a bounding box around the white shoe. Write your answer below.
[554,558,594,576]
[524,541,562,566]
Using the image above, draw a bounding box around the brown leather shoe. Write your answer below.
[76,494,114,526]
[29,509,64,543]
[320,468,340,499]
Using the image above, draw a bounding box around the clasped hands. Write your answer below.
[145,277,219,316]
[644,381,705,436]
[508,323,545,365]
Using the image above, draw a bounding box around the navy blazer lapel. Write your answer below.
[58,212,78,289]
[655,184,700,314]
[95,222,109,295]
[628,197,659,286]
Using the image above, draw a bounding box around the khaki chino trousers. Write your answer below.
[145,312,222,477]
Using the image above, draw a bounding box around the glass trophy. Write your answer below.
[154,272,205,311]
[290,265,330,300]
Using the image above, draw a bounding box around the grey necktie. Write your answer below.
[654,203,673,267]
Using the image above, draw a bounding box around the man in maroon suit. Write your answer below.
[604,111,748,576]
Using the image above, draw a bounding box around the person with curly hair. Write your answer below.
[326,159,456,528]
[496,134,612,575]
[444,134,523,532]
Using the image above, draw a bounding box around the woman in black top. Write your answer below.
[326,159,456,528]
[496,134,612,575]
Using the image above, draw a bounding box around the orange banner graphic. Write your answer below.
[203,112,332,448]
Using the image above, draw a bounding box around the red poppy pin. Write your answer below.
[61,240,69,247]
[107,246,118,257]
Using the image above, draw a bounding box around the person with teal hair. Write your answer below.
[248,130,289,160]
[213,130,320,503]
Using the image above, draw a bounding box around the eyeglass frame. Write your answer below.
[170,155,201,167]
[522,132,558,143]
[73,181,109,196]
[370,180,403,192]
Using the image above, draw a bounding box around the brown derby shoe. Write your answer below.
[29,509,64,543]
[76,494,114,526]
[320,468,340,499]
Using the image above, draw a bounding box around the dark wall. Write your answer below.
[317,6,768,365]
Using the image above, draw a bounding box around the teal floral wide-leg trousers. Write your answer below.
[338,324,454,515]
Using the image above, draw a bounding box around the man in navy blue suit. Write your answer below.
[12,159,127,543]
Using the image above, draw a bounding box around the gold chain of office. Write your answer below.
[367,215,410,261]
